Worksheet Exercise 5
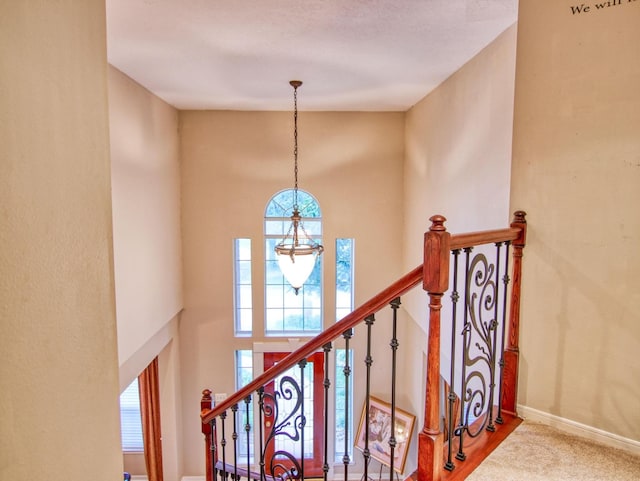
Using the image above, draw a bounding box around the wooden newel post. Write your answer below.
[501,211,527,416]
[201,389,215,481]
[418,215,450,481]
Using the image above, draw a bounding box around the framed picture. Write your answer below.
[354,396,416,474]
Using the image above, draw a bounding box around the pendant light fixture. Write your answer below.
[274,80,324,294]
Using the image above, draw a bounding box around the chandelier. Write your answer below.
[274,81,324,294]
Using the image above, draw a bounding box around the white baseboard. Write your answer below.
[518,404,640,456]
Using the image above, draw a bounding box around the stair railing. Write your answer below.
[201,211,527,481]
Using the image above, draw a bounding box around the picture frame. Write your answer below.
[354,396,416,474]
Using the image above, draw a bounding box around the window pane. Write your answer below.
[265,260,283,284]
[234,239,252,335]
[238,309,252,333]
[238,285,252,307]
[283,288,303,308]
[238,261,252,284]
[265,190,322,218]
[265,285,284,308]
[303,308,322,331]
[237,238,252,259]
[336,239,354,321]
[265,309,284,332]
[265,219,288,236]
[283,309,304,331]
[265,190,294,216]
[300,219,322,236]
[303,284,321,308]
[264,238,279,262]
[120,379,143,452]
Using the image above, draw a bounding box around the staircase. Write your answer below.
[200,212,527,481]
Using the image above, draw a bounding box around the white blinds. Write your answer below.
[120,379,144,452]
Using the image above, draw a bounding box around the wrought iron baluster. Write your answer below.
[221,411,228,480]
[363,316,374,481]
[322,343,332,481]
[211,419,219,481]
[244,396,252,479]
[258,387,266,481]
[456,247,473,461]
[496,241,511,424]
[342,328,353,481]
[486,243,503,433]
[389,297,401,479]
[445,249,461,471]
[232,404,239,481]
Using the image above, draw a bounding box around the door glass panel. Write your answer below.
[263,352,324,477]
[272,361,315,458]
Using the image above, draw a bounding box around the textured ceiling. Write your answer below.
[106,0,517,111]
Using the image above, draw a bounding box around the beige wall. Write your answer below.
[401,20,517,398]
[511,0,640,440]
[107,66,185,479]
[108,66,184,384]
[179,110,405,475]
[0,2,122,481]
[404,24,517,266]
[402,24,517,327]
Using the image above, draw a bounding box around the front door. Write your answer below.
[263,352,325,479]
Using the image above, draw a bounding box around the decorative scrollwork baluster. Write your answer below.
[463,250,497,438]
[261,372,304,481]
[456,247,473,461]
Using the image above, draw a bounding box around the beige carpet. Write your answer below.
[466,420,640,481]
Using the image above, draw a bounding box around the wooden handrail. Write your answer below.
[201,221,524,425]
[202,264,423,424]
[450,227,520,250]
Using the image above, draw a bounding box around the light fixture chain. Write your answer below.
[275,80,323,294]
[293,83,299,209]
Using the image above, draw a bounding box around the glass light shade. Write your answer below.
[275,244,320,291]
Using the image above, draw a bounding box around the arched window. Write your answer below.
[264,189,322,335]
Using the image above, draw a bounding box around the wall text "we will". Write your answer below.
[571,0,636,14]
